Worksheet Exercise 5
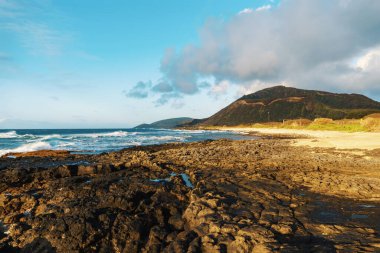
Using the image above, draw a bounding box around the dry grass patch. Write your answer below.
[360,114,380,131]
[200,114,380,132]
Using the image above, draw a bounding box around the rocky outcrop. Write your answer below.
[0,139,380,252]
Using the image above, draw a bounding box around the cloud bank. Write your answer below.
[128,0,380,104]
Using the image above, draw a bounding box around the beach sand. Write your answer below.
[220,127,380,150]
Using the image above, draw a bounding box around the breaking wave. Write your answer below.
[0,131,18,138]
[0,128,250,156]
[0,131,38,139]
[138,135,187,142]
[76,131,129,138]
[0,141,52,156]
[40,134,62,140]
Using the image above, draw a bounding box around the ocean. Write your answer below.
[0,128,251,156]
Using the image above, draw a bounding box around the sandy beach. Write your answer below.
[219,127,380,151]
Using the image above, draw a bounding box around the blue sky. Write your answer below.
[1,0,380,128]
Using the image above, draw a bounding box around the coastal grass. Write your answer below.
[200,114,380,132]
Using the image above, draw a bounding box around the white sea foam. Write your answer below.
[0,141,52,156]
[172,129,209,134]
[56,142,75,148]
[124,141,142,146]
[40,134,62,140]
[0,131,38,139]
[75,131,129,138]
[0,128,242,156]
[100,131,129,137]
[138,135,186,142]
[0,131,18,138]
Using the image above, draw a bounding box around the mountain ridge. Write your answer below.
[134,117,194,129]
[194,86,380,126]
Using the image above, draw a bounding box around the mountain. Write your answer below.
[198,86,380,126]
[134,117,195,129]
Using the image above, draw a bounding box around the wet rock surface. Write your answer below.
[0,139,380,252]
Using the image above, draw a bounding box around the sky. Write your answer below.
[1,0,380,129]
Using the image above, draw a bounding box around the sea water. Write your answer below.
[0,128,251,156]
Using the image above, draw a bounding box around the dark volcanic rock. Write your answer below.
[1,139,380,252]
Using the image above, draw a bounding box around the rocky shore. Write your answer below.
[1,138,380,252]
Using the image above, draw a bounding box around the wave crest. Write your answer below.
[138,135,187,142]
[40,134,62,140]
[77,131,129,138]
[0,141,52,156]
[0,131,18,138]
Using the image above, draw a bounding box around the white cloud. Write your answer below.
[256,5,272,12]
[356,47,380,71]
[238,8,253,15]
[236,80,291,97]
[208,80,231,99]
[141,0,380,99]
[238,5,271,15]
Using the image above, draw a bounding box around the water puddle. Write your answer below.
[150,172,194,188]
[23,210,31,217]
[351,214,368,219]
[150,178,170,183]
[66,161,92,166]
[0,221,9,235]
[316,210,344,224]
[359,204,376,208]
[32,192,43,199]
[179,173,194,188]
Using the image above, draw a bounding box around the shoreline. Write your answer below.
[209,127,380,151]
[0,128,250,158]
[1,137,380,251]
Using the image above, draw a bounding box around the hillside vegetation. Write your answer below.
[201,113,380,132]
[196,86,380,126]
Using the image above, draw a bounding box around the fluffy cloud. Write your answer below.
[125,80,185,109]
[356,47,380,72]
[124,81,152,98]
[154,93,183,107]
[129,0,380,104]
[208,80,231,99]
[152,80,174,93]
